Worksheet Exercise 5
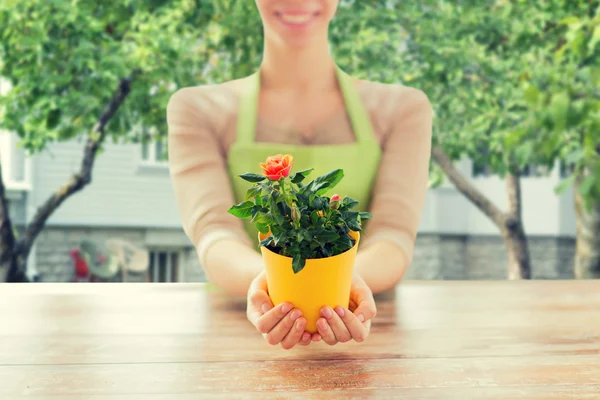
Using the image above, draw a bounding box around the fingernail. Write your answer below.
[295,319,305,331]
[281,303,292,313]
[358,313,365,323]
[261,303,272,313]
[290,310,301,320]
[321,306,333,319]
[318,319,329,331]
[303,332,311,342]
[335,306,345,317]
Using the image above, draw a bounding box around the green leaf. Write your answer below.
[549,92,570,132]
[238,173,266,183]
[252,211,273,225]
[311,197,326,209]
[259,235,273,247]
[565,149,584,165]
[341,197,359,210]
[589,25,600,53]
[317,231,340,243]
[347,219,362,232]
[579,175,596,197]
[256,223,270,235]
[554,175,575,195]
[558,16,580,26]
[292,254,306,274]
[358,211,373,220]
[245,185,262,201]
[523,85,539,106]
[290,168,314,183]
[227,201,254,219]
[314,169,344,195]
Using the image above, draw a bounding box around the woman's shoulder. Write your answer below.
[167,78,247,117]
[166,77,252,134]
[354,78,432,142]
[356,78,431,113]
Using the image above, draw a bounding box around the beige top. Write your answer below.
[166,78,432,268]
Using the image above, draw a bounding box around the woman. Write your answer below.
[166,0,432,349]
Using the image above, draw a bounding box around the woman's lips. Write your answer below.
[275,11,319,29]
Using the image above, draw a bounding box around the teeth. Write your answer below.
[280,14,312,24]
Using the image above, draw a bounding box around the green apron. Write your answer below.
[227,64,382,248]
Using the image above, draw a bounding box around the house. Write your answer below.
[1,128,205,283]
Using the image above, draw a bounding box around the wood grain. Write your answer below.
[0,281,599,398]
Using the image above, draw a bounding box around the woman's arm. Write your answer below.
[357,86,433,294]
[167,87,261,297]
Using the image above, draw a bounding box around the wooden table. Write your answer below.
[1,281,599,399]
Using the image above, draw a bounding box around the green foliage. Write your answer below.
[513,4,600,209]
[392,0,600,205]
[228,162,371,274]
[0,0,217,154]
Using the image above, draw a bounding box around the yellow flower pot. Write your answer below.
[258,231,360,333]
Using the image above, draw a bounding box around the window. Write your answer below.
[148,250,181,283]
[141,140,166,164]
[560,161,575,178]
[0,132,31,190]
[472,162,551,178]
[139,124,167,165]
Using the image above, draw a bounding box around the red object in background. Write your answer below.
[69,249,89,281]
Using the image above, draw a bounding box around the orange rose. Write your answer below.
[260,154,294,181]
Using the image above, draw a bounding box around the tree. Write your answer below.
[382,0,537,279]
[512,2,599,278]
[0,0,216,281]
[394,0,599,279]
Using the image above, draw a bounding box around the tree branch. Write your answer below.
[431,146,507,228]
[505,167,522,228]
[0,159,16,265]
[15,70,142,256]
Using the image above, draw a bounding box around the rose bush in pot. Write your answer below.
[228,154,371,332]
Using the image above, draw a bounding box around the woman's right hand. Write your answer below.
[247,270,312,349]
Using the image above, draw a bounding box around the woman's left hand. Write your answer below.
[311,273,376,345]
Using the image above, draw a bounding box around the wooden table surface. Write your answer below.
[1,281,599,399]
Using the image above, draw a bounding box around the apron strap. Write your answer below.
[335,65,374,144]
[235,71,260,147]
[235,65,374,146]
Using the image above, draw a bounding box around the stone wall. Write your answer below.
[34,226,206,283]
[406,233,576,280]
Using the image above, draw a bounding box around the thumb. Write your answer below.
[351,284,377,323]
[247,272,273,324]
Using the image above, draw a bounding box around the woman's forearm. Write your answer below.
[200,239,264,298]
[200,236,409,297]
[355,241,409,294]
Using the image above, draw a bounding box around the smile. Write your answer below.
[275,11,320,28]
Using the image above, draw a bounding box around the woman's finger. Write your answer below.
[255,302,292,334]
[264,308,303,345]
[316,317,337,345]
[298,331,312,346]
[311,332,322,342]
[247,289,273,325]
[351,284,377,323]
[280,317,307,350]
[321,306,352,343]
[334,306,368,342]
[348,298,358,312]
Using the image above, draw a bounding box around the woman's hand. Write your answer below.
[247,270,312,349]
[312,273,376,345]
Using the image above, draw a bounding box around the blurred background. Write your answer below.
[0,0,598,284]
